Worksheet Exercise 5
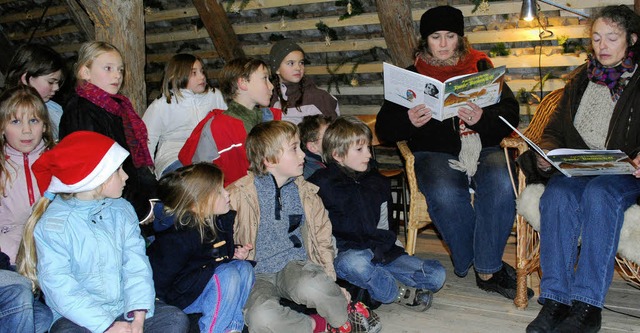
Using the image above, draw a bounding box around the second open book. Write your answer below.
[498,116,637,177]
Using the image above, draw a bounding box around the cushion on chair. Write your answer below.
[516,184,640,263]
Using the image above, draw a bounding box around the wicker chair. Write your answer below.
[501,88,640,309]
[396,140,431,255]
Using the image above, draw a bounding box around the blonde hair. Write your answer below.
[161,54,212,104]
[157,163,225,241]
[74,41,123,86]
[246,120,299,176]
[16,169,119,291]
[322,116,371,164]
[0,86,55,196]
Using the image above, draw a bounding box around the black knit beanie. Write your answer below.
[420,6,465,39]
[269,39,305,73]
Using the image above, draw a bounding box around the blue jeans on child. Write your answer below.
[0,270,52,333]
[414,147,516,277]
[184,260,255,333]
[539,174,640,308]
[49,300,188,333]
[334,249,446,303]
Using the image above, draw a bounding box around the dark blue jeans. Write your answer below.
[414,147,516,276]
[539,174,640,308]
[50,300,188,333]
[334,249,446,303]
[0,270,52,333]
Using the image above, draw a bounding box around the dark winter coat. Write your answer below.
[309,163,404,264]
[60,93,157,219]
[147,211,237,309]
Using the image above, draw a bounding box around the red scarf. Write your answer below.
[414,49,492,82]
[76,82,153,168]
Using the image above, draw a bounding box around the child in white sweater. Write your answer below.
[143,53,227,178]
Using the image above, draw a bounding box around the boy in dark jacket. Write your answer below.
[308,116,446,311]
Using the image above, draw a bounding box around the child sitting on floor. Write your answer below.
[308,116,446,312]
[18,131,188,333]
[227,120,381,333]
[298,115,332,179]
[148,163,254,333]
[179,57,281,187]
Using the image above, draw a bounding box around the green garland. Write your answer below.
[316,22,338,41]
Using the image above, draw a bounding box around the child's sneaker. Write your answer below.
[326,321,352,333]
[395,282,433,312]
[348,301,382,333]
[311,313,351,333]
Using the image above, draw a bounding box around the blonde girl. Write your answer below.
[148,163,254,333]
[17,131,188,333]
[268,39,339,124]
[59,41,157,221]
[143,54,227,178]
[0,86,54,266]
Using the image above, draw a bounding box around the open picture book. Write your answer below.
[383,62,506,121]
[499,116,637,177]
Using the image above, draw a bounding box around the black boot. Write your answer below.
[526,299,571,333]
[475,263,534,300]
[554,301,602,333]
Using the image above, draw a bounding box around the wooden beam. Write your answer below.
[78,0,146,116]
[0,6,67,24]
[192,0,244,61]
[64,0,95,41]
[376,0,416,68]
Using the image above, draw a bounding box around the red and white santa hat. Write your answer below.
[32,131,130,195]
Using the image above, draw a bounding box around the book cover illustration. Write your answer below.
[383,62,505,121]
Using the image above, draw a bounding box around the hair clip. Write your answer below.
[43,191,56,201]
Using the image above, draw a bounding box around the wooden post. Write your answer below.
[635,0,640,15]
[375,0,417,68]
[77,0,146,115]
[192,0,245,61]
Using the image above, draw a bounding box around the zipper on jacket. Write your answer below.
[23,153,35,205]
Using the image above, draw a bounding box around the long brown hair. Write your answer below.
[160,53,213,104]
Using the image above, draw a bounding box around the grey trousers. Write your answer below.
[244,261,348,333]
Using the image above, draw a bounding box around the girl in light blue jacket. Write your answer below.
[16,131,189,333]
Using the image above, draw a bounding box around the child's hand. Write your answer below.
[105,321,131,333]
[233,243,253,260]
[340,287,352,304]
[130,311,146,333]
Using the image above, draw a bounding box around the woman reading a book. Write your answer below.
[376,5,522,300]
[527,6,640,333]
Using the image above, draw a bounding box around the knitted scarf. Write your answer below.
[76,82,153,168]
[587,51,635,102]
[415,49,492,177]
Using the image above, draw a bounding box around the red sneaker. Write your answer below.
[326,320,352,333]
[348,301,382,333]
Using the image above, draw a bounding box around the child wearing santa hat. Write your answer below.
[16,131,188,333]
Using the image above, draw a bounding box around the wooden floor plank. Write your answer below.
[372,231,640,332]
